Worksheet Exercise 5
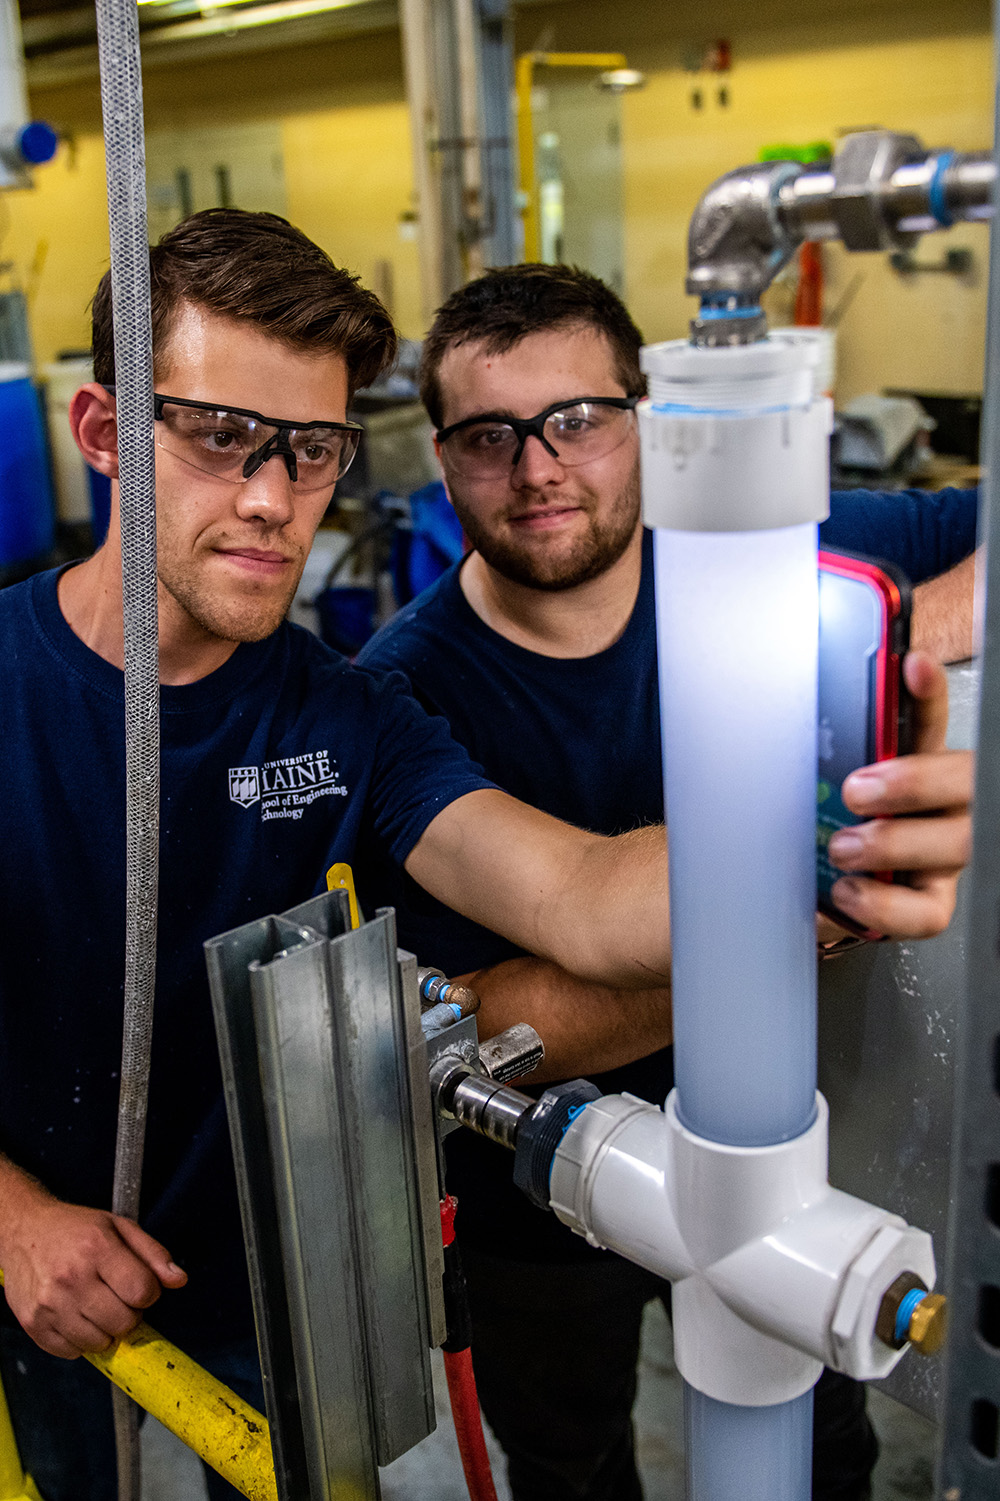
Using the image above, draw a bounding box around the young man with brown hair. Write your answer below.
[0,213,681,1499]
[360,261,977,1501]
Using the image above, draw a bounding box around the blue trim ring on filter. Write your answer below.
[929,152,956,228]
[698,302,764,322]
[895,1288,928,1344]
[649,400,801,417]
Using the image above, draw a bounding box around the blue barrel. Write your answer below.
[0,363,55,570]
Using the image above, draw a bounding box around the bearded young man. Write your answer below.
[359,262,977,1501]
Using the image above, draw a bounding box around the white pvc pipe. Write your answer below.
[686,1387,813,1501]
[639,332,830,1501]
[653,523,819,1146]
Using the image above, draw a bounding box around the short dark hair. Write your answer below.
[92,208,397,398]
[419,263,645,427]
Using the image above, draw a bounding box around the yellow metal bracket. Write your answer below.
[516,50,628,262]
[326,861,361,929]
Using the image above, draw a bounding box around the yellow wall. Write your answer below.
[3,132,110,365]
[282,103,421,338]
[11,0,995,400]
[15,29,420,363]
[516,0,993,398]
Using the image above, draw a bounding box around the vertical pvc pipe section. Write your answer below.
[639,333,830,1501]
[653,523,819,1146]
[95,1,159,1496]
[686,1386,813,1501]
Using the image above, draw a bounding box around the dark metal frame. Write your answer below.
[938,31,1000,1495]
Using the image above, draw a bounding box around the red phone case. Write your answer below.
[818,548,913,940]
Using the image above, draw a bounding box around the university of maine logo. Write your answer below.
[229,766,261,808]
[228,751,348,822]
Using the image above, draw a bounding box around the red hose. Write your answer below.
[440,1195,499,1501]
[443,1346,499,1501]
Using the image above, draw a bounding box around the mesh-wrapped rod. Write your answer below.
[95,0,159,1495]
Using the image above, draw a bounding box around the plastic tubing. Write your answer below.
[686,1386,813,1501]
[655,520,819,1500]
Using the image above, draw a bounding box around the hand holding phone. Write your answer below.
[817,549,913,938]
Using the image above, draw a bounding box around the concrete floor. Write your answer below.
[140,1300,938,1499]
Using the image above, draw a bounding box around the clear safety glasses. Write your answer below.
[147,393,363,491]
[435,395,640,481]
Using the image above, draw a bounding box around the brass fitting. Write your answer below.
[908,1293,948,1356]
[875,1271,947,1355]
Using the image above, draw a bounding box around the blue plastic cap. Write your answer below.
[18,121,58,165]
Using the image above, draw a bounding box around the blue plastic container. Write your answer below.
[0,363,55,569]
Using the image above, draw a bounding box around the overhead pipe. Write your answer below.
[0,0,56,186]
[685,130,995,345]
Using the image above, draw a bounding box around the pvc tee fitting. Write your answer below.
[546,1091,935,1407]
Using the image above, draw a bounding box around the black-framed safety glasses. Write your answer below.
[435,395,640,480]
[105,388,364,491]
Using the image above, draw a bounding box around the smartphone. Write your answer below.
[817,548,914,936]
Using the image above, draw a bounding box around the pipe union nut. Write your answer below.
[512,1080,603,1211]
[830,130,925,250]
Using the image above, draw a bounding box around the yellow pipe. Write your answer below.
[532,52,628,69]
[0,1376,42,1501]
[87,1323,277,1501]
[516,50,628,262]
[0,1274,276,1501]
[515,53,539,262]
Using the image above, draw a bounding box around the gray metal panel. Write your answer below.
[208,891,439,1491]
[206,909,343,1501]
[938,46,1000,1494]
[251,938,379,1500]
[324,913,436,1465]
[819,904,960,1419]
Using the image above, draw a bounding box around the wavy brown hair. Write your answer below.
[93,208,396,398]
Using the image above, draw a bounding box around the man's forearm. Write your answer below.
[0,1152,50,1259]
[407,790,672,989]
[460,956,672,1084]
[911,549,977,663]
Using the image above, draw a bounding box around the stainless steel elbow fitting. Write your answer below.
[685,130,996,347]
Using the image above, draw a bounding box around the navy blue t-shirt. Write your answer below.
[824,486,979,580]
[0,567,493,1344]
[358,489,978,1261]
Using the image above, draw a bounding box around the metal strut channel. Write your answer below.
[205,894,439,1501]
[94,0,159,1495]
